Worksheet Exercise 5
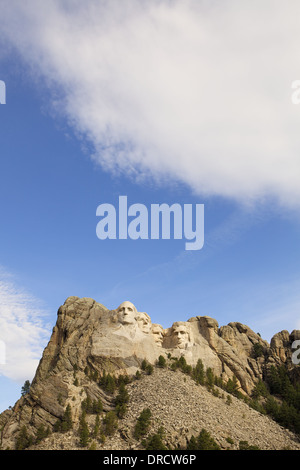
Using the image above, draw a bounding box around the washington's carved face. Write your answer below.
[117,301,137,325]
[172,322,190,349]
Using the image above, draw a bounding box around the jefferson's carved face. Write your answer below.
[117,301,137,325]
[172,322,190,349]
[136,312,151,334]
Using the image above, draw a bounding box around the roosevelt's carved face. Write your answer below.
[152,324,164,345]
[116,301,137,325]
[172,322,191,349]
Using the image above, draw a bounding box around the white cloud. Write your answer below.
[0,268,51,383]
[1,0,300,207]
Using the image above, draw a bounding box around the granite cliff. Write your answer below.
[0,296,299,450]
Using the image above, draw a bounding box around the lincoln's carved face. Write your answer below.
[172,322,191,349]
[116,301,137,325]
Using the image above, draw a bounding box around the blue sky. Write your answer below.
[0,0,300,412]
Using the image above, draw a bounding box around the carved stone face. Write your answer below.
[117,301,137,325]
[172,322,191,349]
[152,324,164,345]
[136,312,152,334]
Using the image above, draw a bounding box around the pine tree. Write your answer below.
[116,403,127,419]
[268,365,282,395]
[145,364,154,375]
[157,355,166,368]
[252,342,264,358]
[61,404,73,432]
[196,429,220,450]
[206,367,214,387]
[78,411,89,447]
[145,432,167,450]
[193,359,205,385]
[15,425,33,450]
[226,376,239,397]
[86,394,93,413]
[53,419,62,433]
[93,414,100,438]
[21,380,31,397]
[239,440,260,450]
[92,398,103,414]
[103,411,118,436]
[105,374,117,394]
[35,424,50,444]
[115,383,129,407]
[134,408,152,439]
[99,370,107,387]
[251,379,268,399]
[187,435,198,450]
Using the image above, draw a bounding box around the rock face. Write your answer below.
[0,296,299,450]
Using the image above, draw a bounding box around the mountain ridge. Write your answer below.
[1,296,300,450]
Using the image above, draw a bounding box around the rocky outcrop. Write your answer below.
[0,296,299,450]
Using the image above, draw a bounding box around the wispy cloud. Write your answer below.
[0,267,51,383]
[1,0,300,209]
